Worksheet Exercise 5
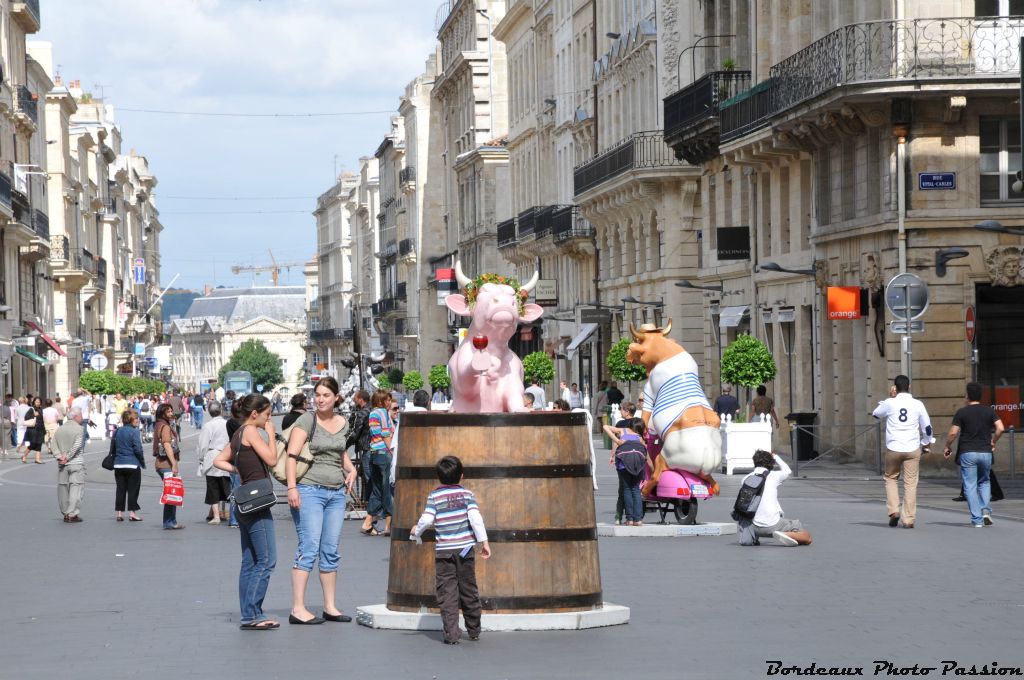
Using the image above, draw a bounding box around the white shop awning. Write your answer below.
[566,323,598,358]
[718,305,750,328]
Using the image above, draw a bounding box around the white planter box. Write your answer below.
[720,415,772,474]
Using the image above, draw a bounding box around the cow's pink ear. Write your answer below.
[445,294,471,316]
[520,303,544,323]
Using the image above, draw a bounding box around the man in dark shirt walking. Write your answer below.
[714,385,740,419]
[943,382,1004,528]
[605,382,625,406]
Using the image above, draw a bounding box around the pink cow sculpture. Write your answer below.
[445,261,544,413]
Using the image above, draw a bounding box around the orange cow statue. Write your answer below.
[627,321,722,496]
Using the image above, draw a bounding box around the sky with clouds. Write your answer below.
[38,0,440,290]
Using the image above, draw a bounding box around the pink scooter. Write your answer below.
[641,433,714,525]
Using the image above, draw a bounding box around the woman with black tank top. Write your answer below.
[213,394,280,630]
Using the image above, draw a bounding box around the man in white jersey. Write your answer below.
[872,374,934,529]
[626,321,722,496]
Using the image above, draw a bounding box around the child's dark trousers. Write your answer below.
[435,549,482,642]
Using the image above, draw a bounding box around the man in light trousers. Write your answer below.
[55,408,87,523]
[872,375,934,529]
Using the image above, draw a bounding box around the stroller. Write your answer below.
[641,431,714,525]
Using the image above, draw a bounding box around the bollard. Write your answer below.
[791,423,799,476]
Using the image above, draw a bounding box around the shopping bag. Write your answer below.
[160,475,185,506]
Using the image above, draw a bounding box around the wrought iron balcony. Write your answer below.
[100,196,118,216]
[379,239,398,259]
[533,206,556,240]
[310,328,354,342]
[497,218,517,248]
[0,170,12,210]
[399,166,415,185]
[96,257,108,289]
[75,248,99,277]
[552,206,595,243]
[31,209,48,240]
[16,85,38,123]
[399,238,415,257]
[396,281,407,300]
[573,131,685,196]
[664,70,751,164]
[372,296,398,317]
[722,16,1024,144]
[517,207,537,240]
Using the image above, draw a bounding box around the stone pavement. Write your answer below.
[0,430,1021,680]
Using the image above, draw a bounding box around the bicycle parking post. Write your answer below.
[1009,427,1016,480]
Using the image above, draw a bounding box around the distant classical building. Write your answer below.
[169,286,306,392]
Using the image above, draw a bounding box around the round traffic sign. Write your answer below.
[89,354,108,370]
[965,305,976,344]
[884,273,930,321]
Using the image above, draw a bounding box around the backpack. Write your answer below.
[140,399,151,413]
[732,468,772,521]
[615,438,647,477]
[194,394,204,407]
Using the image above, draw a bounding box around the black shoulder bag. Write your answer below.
[230,426,277,515]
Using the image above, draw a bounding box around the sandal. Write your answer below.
[360,527,379,536]
[240,620,280,630]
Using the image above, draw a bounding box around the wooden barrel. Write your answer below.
[387,411,601,614]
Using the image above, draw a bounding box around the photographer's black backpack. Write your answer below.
[732,468,772,521]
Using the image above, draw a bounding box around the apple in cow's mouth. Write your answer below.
[472,335,488,350]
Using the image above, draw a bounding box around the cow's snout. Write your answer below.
[489,308,516,326]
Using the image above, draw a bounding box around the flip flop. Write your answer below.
[240,620,280,630]
[360,527,379,536]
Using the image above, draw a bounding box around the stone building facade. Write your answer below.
[663,0,1024,467]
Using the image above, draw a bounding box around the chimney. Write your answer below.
[204,285,213,297]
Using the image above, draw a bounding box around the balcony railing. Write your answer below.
[720,78,777,143]
[310,328,354,342]
[67,248,98,277]
[517,207,537,239]
[31,209,48,239]
[722,17,1024,143]
[395,317,420,337]
[664,70,751,140]
[0,170,12,210]
[379,239,398,259]
[497,217,517,248]
[100,196,118,216]
[533,206,556,240]
[399,238,415,256]
[50,234,69,261]
[573,131,685,196]
[399,166,415,185]
[396,281,407,300]
[372,297,398,316]
[16,85,38,123]
[552,206,595,243]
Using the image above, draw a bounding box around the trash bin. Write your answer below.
[785,412,818,460]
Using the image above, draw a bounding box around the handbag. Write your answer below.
[101,436,116,471]
[230,426,277,515]
[271,413,317,485]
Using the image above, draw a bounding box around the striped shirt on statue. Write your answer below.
[412,485,489,553]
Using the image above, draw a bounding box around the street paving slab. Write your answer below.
[1,430,1022,680]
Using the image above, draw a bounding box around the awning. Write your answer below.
[718,305,750,328]
[23,320,67,357]
[566,323,598,358]
[16,347,48,366]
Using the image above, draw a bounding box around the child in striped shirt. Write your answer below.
[410,455,491,644]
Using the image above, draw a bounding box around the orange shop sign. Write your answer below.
[827,287,862,320]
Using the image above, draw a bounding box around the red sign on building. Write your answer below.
[826,287,862,320]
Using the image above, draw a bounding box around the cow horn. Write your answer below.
[658,318,673,335]
[520,270,539,293]
[629,323,644,342]
[454,260,472,288]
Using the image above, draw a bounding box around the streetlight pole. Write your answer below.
[675,34,735,87]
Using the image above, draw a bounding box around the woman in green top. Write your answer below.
[285,376,357,625]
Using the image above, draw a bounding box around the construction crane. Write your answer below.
[231,249,306,286]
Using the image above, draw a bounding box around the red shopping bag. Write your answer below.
[160,475,184,506]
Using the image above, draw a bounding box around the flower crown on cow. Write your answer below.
[463,273,527,315]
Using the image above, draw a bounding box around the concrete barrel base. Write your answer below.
[356,603,630,631]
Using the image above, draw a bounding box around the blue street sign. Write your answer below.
[133,265,145,284]
[146,357,158,369]
[918,172,956,190]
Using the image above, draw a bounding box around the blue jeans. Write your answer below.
[366,453,393,519]
[238,507,276,624]
[618,469,643,522]
[959,451,993,525]
[229,472,240,526]
[157,468,178,528]
[289,484,347,572]
[193,410,203,429]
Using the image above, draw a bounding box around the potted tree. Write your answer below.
[719,334,778,473]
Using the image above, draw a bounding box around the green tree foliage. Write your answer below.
[387,368,405,388]
[721,334,777,388]
[218,340,284,389]
[522,351,555,385]
[376,374,392,391]
[606,337,648,383]
[428,364,451,389]
[79,371,166,396]
[402,370,424,391]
